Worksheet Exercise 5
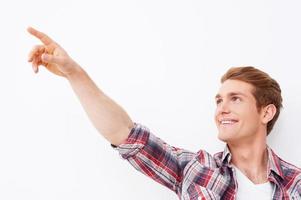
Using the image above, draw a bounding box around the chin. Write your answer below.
[218,135,228,143]
[217,131,235,143]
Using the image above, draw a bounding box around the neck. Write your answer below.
[228,138,268,184]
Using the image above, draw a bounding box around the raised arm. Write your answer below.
[27,27,134,145]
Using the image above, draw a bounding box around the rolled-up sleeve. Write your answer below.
[111,123,150,159]
[112,122,196,195]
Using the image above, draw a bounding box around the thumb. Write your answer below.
[41,53,65,65]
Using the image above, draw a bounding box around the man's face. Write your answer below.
[214,79,264,143]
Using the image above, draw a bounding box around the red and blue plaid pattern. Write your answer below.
[113,123,301,199]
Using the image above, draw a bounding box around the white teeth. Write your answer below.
[221,120,237,124]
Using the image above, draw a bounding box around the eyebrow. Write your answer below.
[215,92,247,99]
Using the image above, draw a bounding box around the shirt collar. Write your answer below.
[266,146,284,180]
[221,145,232,165]
[221,145,284,180]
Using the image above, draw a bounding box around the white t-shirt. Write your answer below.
[233,166,273,200]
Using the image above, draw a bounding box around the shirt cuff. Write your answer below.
[111,122,150,159]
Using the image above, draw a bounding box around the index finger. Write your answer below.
[27,27,55,45]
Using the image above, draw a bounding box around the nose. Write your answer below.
[216,101,230,115]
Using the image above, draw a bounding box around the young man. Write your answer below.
[27,27,301,200]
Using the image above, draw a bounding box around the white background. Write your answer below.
[0,0,301,199]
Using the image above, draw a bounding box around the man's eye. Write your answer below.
[232,96,241,102]
[216,99,222,104]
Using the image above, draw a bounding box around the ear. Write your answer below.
[261,104,277,124]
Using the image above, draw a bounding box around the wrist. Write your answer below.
[65,62,86,81]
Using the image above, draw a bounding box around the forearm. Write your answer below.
[27,27,134,145]
[66,63,134,145]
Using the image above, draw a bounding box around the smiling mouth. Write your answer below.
[219,119,238,126]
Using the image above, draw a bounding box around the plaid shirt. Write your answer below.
[113,123,301,200]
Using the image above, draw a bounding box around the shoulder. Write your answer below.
[278,157,301,192]
[268,147,301,185]
[279,157,301,178]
